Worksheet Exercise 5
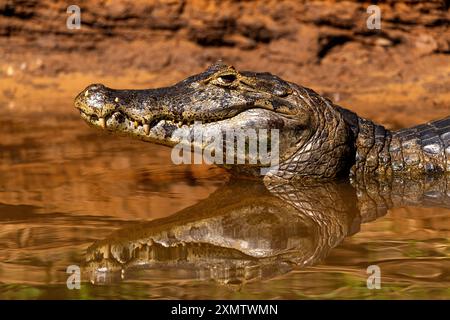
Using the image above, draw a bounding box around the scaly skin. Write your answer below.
[339,107,450,182]
[75,63,450,181]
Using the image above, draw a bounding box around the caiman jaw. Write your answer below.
[75,90,283,149]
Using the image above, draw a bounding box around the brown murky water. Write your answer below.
[0,77,449,300]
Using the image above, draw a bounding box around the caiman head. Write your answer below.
[75,63,354,180]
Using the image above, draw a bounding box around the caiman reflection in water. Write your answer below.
[85,175,450,286]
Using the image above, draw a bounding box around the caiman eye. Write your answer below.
[212,73,238,86]
[219,74,237,83]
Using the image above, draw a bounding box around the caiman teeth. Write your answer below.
[99,117,106,128]
[143,124,150,135]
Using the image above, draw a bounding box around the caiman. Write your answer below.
[75,62,450,182]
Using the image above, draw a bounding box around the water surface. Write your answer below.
[0,108,449,300]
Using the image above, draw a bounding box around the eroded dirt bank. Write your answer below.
[1,0,449,128]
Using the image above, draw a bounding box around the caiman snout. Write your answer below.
[75,83,119,128]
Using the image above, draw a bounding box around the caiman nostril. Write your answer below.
[87,83,106,91]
